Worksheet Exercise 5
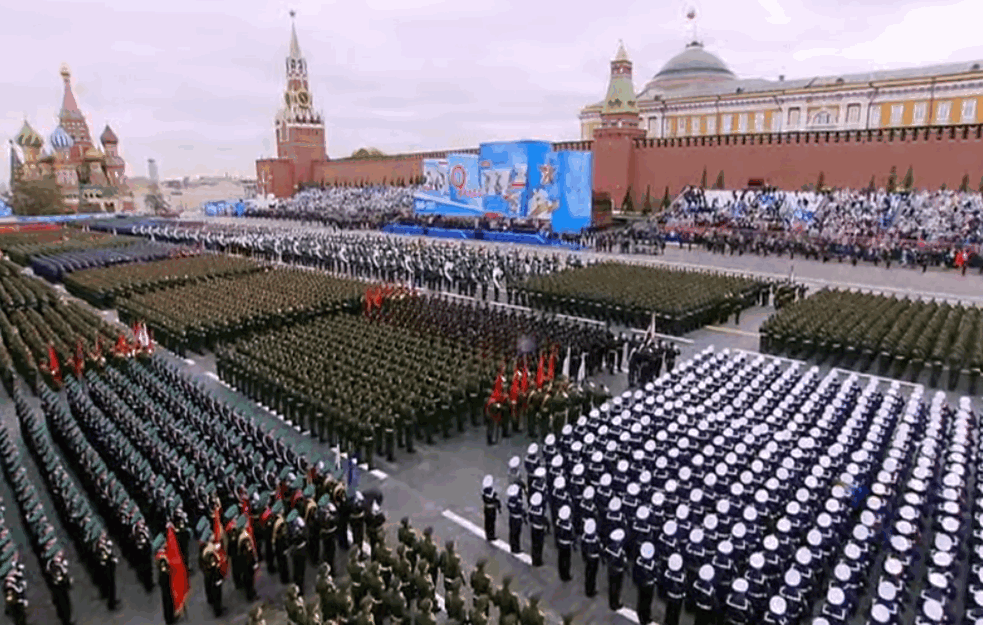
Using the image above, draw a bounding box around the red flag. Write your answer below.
[165,524,190,614]
[536,352,545,390]
[509,361,521,404]
[521,357,529,395]
[212,507,228,577]
[114,333,129,357]
[47,344,60,379]
[547,345,558,382]
[484,362,506,420]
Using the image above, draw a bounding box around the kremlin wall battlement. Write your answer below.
[274,125,983,202]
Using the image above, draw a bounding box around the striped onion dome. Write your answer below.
[50,125,74,150]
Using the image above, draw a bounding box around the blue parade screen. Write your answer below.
[414,141,593,233]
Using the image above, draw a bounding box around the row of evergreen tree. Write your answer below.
[617,165,983,214]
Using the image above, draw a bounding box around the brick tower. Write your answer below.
[275,10,327,187]
[591,41,644,209]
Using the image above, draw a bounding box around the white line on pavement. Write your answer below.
[369,469,388,480]
[617,607,641,623]
[184,358,195,365]
[705,325,761,338]
[443,510,534,564]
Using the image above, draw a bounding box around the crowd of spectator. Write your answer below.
[224,183,983,270]
[243,186,420,229]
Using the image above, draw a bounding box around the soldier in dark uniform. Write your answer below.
[634,542,657,625]
[156,546,176,624]
[507,484,526,554]
[662,553,687,625]
[482,475,501,542]
[528,492,548,567]
[201,539,225,617]
[349,492,366,553]
[97,532,119,610]
[236,518,258,601]
[288,510,308,590]
[582,518,601,597]
[693,564,718,625]
[555,505,574,582]
[487,400,505,445]
[606,528,627,611]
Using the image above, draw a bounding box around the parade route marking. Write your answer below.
[705,325,761,338]
[204,371,229,387]
[183,358,195,365]
[369,469,388,480]
[617,607,641,623]
[442,510,533,565]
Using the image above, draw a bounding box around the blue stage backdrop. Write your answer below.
[414,141,592,232]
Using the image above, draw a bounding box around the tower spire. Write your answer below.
[289,10,301,59]
[60,63,80,113]
[601,41,638,118]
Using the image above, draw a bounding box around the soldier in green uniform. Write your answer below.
[470,596,491,625]
[315,562,334,622]
[348,551,366,606]
[383,574,408,622]
[414,560,436,613]
[415,598,438,625]
[470,559,492,608]
[438,539,463,594]
[495,576,521,620]
[446,578,467,624]
[520,595,547,625]
[398,517,418,565]
[419,527,439,587]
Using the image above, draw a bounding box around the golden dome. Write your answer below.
[15,121,43,149]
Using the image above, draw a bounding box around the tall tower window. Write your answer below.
[890,104,903,126]
[936,101,951,124]
[706,116,716,135]
[787,107,800,128]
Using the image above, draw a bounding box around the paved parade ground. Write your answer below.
[0,227,977,625]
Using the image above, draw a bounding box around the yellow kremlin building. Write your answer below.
[580,40,983,141]
[9,64,134,212]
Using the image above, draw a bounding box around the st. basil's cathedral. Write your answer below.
[9,64,134,212]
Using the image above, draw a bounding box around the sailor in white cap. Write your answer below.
[606,528,627,611]
[528,492,548,567]
[581,517,601,597]
[633,542,657,625]
[481,475,501,542]
[555,505,574,582]
[507,455,524,493]
[725,578,752,625]
[662,553,687,625]
[692,564,718,625]
[524,444,540,481]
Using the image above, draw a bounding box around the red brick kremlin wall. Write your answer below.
[258,125,983,204]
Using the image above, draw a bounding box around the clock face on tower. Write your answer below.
[297,91,310,106]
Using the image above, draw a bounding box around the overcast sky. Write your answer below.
[3,0,983,184]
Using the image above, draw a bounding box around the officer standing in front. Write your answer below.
[482,475,502,542]
[661,553,687,625]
